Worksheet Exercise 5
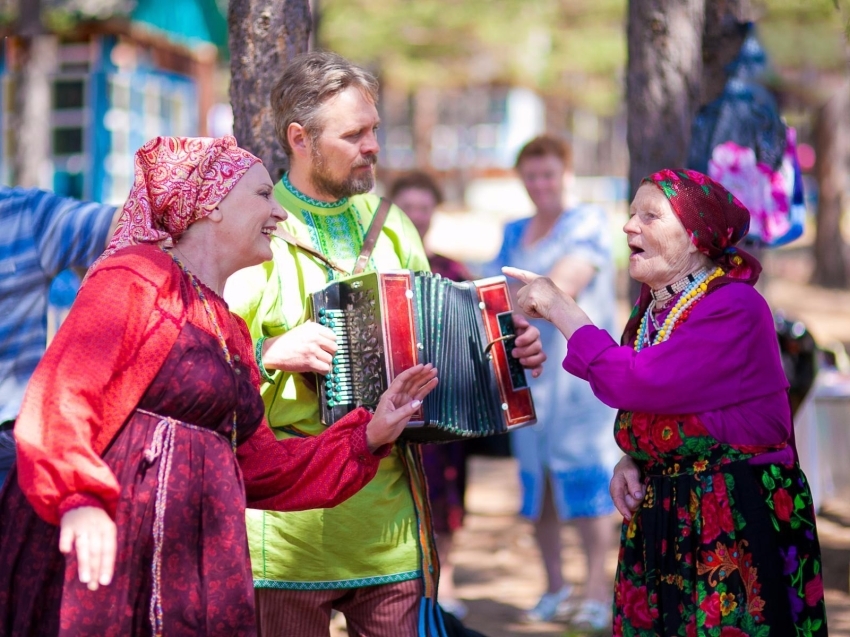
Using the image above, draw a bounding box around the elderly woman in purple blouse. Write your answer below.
[504,169,827,637]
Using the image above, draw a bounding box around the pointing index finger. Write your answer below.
[501,266,540,284]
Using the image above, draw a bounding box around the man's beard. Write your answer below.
[310,148,377,201]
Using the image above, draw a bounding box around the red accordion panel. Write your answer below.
[379,273,424,423]
[475,280,537,429]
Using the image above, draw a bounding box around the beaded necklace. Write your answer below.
[634,266,724,352]
[650,266,708,306]
[168,250,239,452]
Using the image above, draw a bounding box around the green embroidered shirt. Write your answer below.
[226,175,431,588]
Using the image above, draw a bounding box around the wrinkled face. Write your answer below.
[624,184,700,290]
[517,154,566,214]
[393,187,438,239]
[308,86,380,201]
[218,163,287,268]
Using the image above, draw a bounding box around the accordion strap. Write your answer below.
[352,197,392,275]
[272,217,348,275]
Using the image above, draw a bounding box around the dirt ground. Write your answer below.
[331,456,850,637]
[454,457,850,637]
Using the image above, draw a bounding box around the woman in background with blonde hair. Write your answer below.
[489,135,619,630]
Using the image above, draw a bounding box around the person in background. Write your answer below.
[0,135,438,634]
[0,187,121,487]
[390,170,472,620]
[488,135,619,630]
[225,51,545,636]
[508,168,826,636]
[390,171,472,283]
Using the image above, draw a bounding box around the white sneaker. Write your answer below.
[570,599,612,631]
[439,598,468,620]
[521,585,573,622]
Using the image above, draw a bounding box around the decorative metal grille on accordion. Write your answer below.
[311,270,536,442]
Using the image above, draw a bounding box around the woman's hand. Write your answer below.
[502,267,592,338]
[366,364,439,452]
[609,456,645,520]
[59,505,117,591]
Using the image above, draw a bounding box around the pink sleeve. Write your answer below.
[564,285,788,414]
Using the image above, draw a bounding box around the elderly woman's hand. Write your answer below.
[502,267,593,338]
[59,505,117,591]
[366,364,439,452]
[609,456,645,520]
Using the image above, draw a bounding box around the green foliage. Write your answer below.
[0,0,15,25]
[320,0,849,114]
[319,0,627,113]
[759,3,846,72]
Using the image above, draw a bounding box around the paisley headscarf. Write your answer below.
[623,168,762,345]
[90,136,261,272]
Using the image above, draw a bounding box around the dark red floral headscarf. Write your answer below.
[622,168,762,345]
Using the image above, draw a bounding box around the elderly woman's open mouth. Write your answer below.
[628,244,645,257]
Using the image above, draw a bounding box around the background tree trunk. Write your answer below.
[12,0,56,189]
[700,0,753,106]
[812,88,849,289]
[229,0,312,180]
[412,87,438,171]
[626,0,705,198]
[626,0,705,301]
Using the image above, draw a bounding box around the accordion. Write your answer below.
[311,270,536,442]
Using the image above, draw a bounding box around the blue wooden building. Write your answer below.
[0,0,227,202]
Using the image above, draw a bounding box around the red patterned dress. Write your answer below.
[0,246,385,636]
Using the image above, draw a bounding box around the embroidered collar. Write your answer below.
[281,172,350,213]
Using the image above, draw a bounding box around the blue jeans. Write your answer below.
[0,429,15,488]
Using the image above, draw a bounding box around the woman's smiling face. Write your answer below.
[624,184,703,290]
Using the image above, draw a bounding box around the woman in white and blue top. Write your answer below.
[488,135,620,631]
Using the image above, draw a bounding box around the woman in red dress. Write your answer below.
[0,136,437,636]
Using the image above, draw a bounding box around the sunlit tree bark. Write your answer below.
[229,0,312,180]
[12,0,56,188]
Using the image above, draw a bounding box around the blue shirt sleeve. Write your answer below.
[552,205,611,269]
[484,218,527,276]
[28,190,117,278]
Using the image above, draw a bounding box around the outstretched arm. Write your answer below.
[503,266,593,339]
[238,407,383,511]
[239,364,438,511]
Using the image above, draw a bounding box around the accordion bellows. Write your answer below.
[312,271,536,443]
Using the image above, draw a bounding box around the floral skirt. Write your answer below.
[614,411,827,637]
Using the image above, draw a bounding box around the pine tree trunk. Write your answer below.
[12,0,55,189]
[228,0,312,181]
[412,87,438,170]
[626,0,705,198]
[700,0,752,106]
[626,0,705,300]
[812,89,849,289]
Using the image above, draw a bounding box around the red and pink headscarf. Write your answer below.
[91,136,261,271]
[623,168,762,345]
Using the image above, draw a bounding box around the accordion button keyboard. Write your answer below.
[323,306,352,409]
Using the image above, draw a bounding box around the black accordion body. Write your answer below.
[311,270,536,442]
